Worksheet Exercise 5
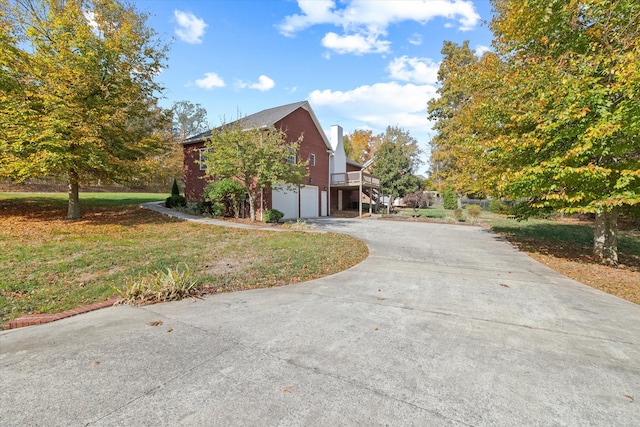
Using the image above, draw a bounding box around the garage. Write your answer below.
[271,186,298,220]
[300,185,319,218]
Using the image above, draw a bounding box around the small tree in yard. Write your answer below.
[165,179,186,208]
[171,179,180,197]
[203,120,308,221]
[404,191,429,217]
[371,126,423,214]
[443,188,458,210]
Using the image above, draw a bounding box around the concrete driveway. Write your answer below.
[1,217,639,426]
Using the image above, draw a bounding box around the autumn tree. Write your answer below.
[490,0,640,265]
[203,121,309,221]
[428,1,640,265]
[343,129,380,164]
[427,40,479,193]
[371,126,423,211]
[0,0,170,218]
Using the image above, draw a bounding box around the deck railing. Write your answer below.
[331,171,380,187]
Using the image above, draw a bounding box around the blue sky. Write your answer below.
[135,0,495,173]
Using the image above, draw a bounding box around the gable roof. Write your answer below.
[181,100,331,150]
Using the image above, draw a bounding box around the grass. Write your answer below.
[397,205,640,304]
[0,193,368,327]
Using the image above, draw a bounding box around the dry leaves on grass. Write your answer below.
[528,252,640,305]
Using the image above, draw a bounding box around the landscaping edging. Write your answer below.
[3,295,121,330]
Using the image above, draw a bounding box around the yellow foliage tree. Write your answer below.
[0,0,171,218]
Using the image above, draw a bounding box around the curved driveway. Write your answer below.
[1,217,639,426]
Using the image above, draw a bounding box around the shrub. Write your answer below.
[115,264,199,306]
[204,179,246,217]
[453,208,464,221]
[263,209,284,223]
[466,204,482,219]
[489,199,505,213]
[165,178,187,208]
[165,194,186,208]
[211,202,225,217]
[170,178,180,197]
[443,188,458,210]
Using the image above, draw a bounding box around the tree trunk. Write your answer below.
[247,193,256,221]
[67,169,81,219]
[593,208,618,266]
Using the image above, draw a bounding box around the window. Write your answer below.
[199,148,208,170]
[310,153,316,166]
[287,152,296,164]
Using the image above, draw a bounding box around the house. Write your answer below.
[181,100,379,220]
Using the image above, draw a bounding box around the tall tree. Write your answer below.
[0,0,171,218]
[427,40,479,193]
[343,129,380,164]
[172,100,209,141]
[490,0,640,265]
[371,126,422,210]
[203,121,309,221]
[428,1,640,265]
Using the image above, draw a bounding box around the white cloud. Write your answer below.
[251,75,276,91]
[408,33,423,46]
[309,81,437,132]
[279,0,336,36]
[174,10,207,44]
[475,44,491,58]
[278,0,480,54]
[194,72,225,89]
[236,75,276,92]
[322,30,390,55]
[387,56,440,84]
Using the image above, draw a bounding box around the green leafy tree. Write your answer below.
[0,0,170,219]
[371,126,423,211]
[203,121,309,221]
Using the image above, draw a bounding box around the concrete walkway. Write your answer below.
[1,215,639,426]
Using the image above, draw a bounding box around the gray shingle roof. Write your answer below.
[181,100,310,144]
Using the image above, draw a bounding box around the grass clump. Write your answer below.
[115,264,198,306]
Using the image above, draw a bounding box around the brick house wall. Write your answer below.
[181,104,331,218]
[183,141,207,201]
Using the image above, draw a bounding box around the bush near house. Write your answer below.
[165,178,186,208]
[263,209,284,223]
[204,179,246,218]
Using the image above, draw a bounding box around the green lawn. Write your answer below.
[0,193,368,327]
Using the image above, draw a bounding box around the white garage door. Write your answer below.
[300,185,319,218]
[271,186,298,220]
